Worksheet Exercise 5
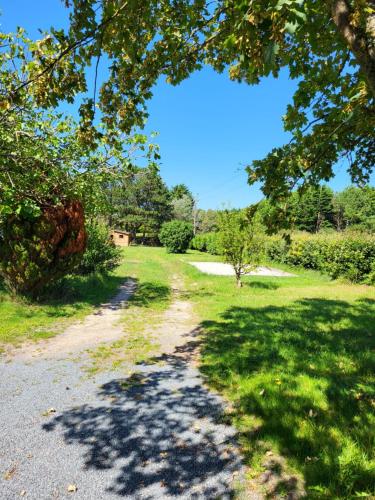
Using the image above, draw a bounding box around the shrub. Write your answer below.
[265,232,375,283]
[191,232,222,255]
[74,221,122,275]
[0,200,87,297]
[206,232,223,255]
[285,238,327,269]
[159,220,193,253]
[265,236,289,263]
[190,234,207,252]
[322,237,375,283]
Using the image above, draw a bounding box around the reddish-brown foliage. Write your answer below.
[44,200,87,258]
[0,200,88,296]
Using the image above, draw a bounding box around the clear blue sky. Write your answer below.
[1,1,368,209]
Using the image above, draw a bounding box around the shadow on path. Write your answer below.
[43,350,242,499]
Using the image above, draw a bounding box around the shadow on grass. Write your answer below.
[199,297,375,498]
[245,281,280,290]
[39,274,128,307]
[128,281,171,308]
[43,353,241,498]
[39,275,170,318]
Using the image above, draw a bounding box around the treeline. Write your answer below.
[257,185,375,234]
[111,181,374,240]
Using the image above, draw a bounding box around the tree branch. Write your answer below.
[330,0,375,96]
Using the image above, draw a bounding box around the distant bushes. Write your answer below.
[191,230,375,284]
[190,232,222,255]
[266,233,375,284]
[159,220,193,253]
[74,221,122,275]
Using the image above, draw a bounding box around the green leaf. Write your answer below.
[263,42,279,71]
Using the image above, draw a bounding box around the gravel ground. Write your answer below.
[0,281,245,500]
[189,262,296,277]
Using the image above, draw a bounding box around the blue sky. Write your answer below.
[1,1,367,209]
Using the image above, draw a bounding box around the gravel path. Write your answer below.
[0,279,245,499]
[189,262,296,277]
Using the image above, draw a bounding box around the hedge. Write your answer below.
[265,233,375,284]
[190,232,222,255]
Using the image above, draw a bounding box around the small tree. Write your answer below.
[159,221,193,253]
[219,210,264,287]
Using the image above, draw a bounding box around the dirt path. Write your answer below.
[3,279,137,362]
[0,276,247,499]
[149,276,199,358]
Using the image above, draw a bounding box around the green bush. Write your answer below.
[285,238,328,269]
[191,232,222,255]
[322,238,375,283]
[75,221,122,275]
[265,236,289,263]
[265,232,375,283]
[159,220,193,253]
[190,234,208,252]
[206,233,223,255]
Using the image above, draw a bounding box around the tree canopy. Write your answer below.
[0,29,161,295]
[255,184,375,233]
[2,0,373,211]
[170,184,193,202]
[109,164,172,238]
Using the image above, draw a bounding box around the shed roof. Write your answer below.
[112,229,131,235]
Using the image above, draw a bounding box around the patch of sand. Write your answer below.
[189,262,296,277]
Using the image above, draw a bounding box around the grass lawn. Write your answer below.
[177,250,375,499]
[84,246,180,373]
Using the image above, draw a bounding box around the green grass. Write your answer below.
[82,246,375,498]
[176,250,375,499]
[0,260,130,348]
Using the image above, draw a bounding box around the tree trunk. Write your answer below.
[236,273,242,287]
[331,0,375,96]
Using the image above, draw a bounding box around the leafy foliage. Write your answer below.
[0,30,162,296]
[171,194,194,223]
[74,220,122,275]
[292,185,335,232]
[0,201,86,297]
[196,209,219,234]
[265,232,375,283]
[159,220,193,253]
[190,232,222,254]
[3,0,372,219]
[257,185,375,233]
[170,184,193,203]
[218,210,265,287]
[333,185,375,232]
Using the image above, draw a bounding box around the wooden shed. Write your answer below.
[110,229,132,247]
